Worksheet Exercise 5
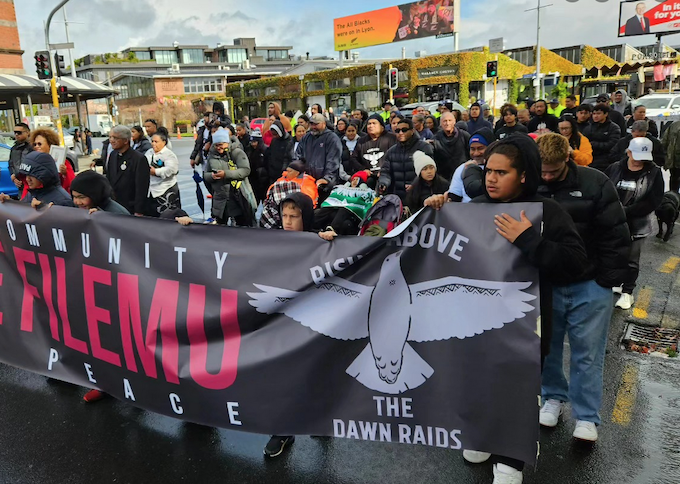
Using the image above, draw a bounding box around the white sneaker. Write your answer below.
[615,293,634,310]
[463,450,491,463]
[492,463,523,484]
[573,420,598,442]
[539,399,563,427]
[612,285,622,294]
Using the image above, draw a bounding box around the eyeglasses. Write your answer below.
[13,131,24,135]
[394,128,412,133]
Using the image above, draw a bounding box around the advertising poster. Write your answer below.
[334,1,459,51]
[619,0,680,37]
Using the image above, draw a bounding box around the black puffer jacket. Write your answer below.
[379,134,434,200]
[17,151,74,207]
[265,130,294,184]
[583,119,621,171]
[432,127,470,181]
[537,160,631,287]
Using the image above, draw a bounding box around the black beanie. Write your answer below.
[287,160,306,173]
[70,170,113,207]
[368,113,385,128]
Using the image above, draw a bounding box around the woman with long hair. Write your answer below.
[29,127,76,193]
[558,116,593,166]
[131,125,152,154]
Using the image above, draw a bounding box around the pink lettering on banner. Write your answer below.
[83,265,121,367]
[186,285,241,390]
[38,254,60,341]
[118,274,180,384]
[56,258,89,354]
[13,247,39,333]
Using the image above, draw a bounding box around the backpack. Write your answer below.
[359,194,403,236]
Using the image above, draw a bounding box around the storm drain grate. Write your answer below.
[622,323,679,356]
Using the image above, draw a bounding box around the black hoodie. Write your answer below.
[471,135,589,357]
[17,151,74,207]
[265,121,293,184]
[71,170,130,214]
[280,192,315,232]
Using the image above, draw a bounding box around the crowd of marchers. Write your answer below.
[2,88,677,483]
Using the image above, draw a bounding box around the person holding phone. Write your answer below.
[145,127,181,217]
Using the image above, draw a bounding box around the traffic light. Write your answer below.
[57,85,68,101]
[387,67,399,90]
[34,51,52,79]
[54,53,65,77]
[486,61,498,78]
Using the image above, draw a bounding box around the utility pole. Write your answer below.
[526,0,552,100]
[44,0,71,147]
[61,7,77,77]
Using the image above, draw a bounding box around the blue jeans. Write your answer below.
[541,279,613,425]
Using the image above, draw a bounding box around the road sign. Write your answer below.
[489,37,504,54]
[49,42,75,50]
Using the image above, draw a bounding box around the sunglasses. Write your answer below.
[394,128,412,133]
[13,131,24,135]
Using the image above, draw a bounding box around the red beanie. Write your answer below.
[351,171,368,183]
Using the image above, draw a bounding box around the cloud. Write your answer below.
[15,0,680,78]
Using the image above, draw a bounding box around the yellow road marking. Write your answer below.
[658,256,680,274]
[611,364,639,426]
[632,288,652,319]
[662,271,680,329]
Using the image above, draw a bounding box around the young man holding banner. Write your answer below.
[425,134,588,483]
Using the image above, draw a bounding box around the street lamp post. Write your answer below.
[526,0,552,100]
[375,63,382,108]
[44,0,72,147]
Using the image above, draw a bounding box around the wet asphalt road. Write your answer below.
[1,138,679,484]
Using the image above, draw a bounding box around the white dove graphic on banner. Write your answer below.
[248,251,536,394]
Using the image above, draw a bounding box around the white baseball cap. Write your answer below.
[628,137,653,161]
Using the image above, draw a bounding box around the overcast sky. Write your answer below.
[15,0,680,70]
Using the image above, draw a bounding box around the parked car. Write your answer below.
[632,93,680,118]
[400,101,466,118]
[0,143,19,197]
[250,117,267,133]
[0,133,15,147]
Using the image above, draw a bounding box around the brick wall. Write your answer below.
[0,0,24,73]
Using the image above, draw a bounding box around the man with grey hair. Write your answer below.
[413,114,433,140]
[610,119,665,168]
[104,125,150,215]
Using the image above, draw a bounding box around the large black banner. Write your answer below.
[0,201,542,464]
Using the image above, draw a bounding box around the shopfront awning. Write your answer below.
[0,74,116,106]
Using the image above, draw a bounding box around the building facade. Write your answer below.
[0,0,24,74]
[75,38,296,84]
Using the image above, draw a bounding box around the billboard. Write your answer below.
[334,1,459,51]
[619,0,680,37]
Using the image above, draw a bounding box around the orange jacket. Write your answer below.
[572,135,593,166]
[268,172,319,207]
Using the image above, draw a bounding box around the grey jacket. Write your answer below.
[294,128,342,185]
[205,146,257,220]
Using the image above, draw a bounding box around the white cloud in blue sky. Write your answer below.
[15,0,680,69]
